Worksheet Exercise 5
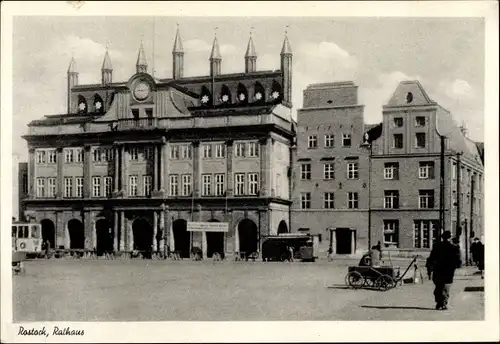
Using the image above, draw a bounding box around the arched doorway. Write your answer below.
[238,219,258,256]
[173,219,190,258]
[206,219,224,258]
[67,219,85,249]
[95,219,113,255]
[132,218,154,256]
[40,219,56,249]
[277,220,288,234]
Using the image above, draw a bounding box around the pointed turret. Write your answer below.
[172,26,184,80]
[101,48,113,85]
[209,36,222,77]
[67,57,79,113]
[280,34,293,105]
[245,36,257,73]
[136,42,148,73]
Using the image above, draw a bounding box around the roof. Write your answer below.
[102,50,112,70]
[385,80,436,107]
[245,37,257,58]
[136,43,147,66]
[281,35,292,55]
[210,37,221,60]
[67,57,77,73]
[172,27,183,53]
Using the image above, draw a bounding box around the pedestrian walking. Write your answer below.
[425,230,462,310]
[470,238,480,266]
[475,238,484,279]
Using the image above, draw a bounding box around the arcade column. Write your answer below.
[119,211,125,251]
[153,210,158,251]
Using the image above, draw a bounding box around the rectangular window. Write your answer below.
[452,163,457,180]
[92,176,101,197]
[342,134,351,147]
[415,133,426,148]
[36,150,46,164]
[301,164,311,180]
[93,148,102,162]
[144,147,154,161]
[215,174,225,196]
[182,145,192,160]
[182,174,192,196]
[393,134,403,149]
[102,147,113,162]
[324,163,335,180]
[384,190,400,209]
[47,149,57,164]
[300,192,311,209]
[170,175,179,196]
[129,148,139,161]
[324,192,335,209]
[22,174,28,194]
[248,173,259,195]
[47,177,56,197]
[215,144,226,158]
[75,177,84,198]
[308,135,318,149]
[248,142,259,157]
[64,149,74,163]
[75,148,84,163]
[415,116,426,127]
[129,176,138,196]
[64,177,73,198]
[103,176,113,197]
[170,145,180,160]
[419,161,435,179]
[202,174,212,196]
[324,134,335,148]
[132,109,139,119]
[202,144,212,159]
[235,173,245,195]
[384,163,399,180]
[235,143,245,157]
[347,162,359,180]
[143,175,152,197]
[419,190,435,209]
[383,220,399,247]
[348,192,359,209]
[394,117,403,127]
[414,220,439,248]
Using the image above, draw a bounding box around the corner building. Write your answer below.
[370,81,484,254]
[22,29,296,259]
[291,82,370,256]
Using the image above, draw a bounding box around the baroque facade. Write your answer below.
[22,29,296,259]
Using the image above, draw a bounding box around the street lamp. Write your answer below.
[360,140,373,249]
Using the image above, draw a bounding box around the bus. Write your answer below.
[262,233,320,262]
[12,222,43,254]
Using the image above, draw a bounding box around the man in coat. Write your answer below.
[426,230,462,310]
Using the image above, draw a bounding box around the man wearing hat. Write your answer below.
[425,230,462,310]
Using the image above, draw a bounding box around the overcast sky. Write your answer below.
[12,16,484,160]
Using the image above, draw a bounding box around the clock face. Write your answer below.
[134,82,150,101]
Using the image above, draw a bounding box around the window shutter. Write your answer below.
[394,164,399,180]
[430,163,435,179]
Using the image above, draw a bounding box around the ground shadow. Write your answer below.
[327,284,380,292]
[361,305,436,310]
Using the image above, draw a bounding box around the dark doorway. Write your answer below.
[173,219,190,258]
[335,228,352,254]
[132,218,154,256]
[95,219,113,255]
[68,219,85,249]
[40,219,56,249]
[238,219,258,256]
[277,220,288,234]
[206,219,224,258]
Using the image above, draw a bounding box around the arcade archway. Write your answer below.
[40,219,56,249]
[206,219,224,258]
[277,220,288,234]
[67,219,85,249]
[95,218,113,255]
[173,219,190,258]
[238,219,258,255]
[132,218,154,254]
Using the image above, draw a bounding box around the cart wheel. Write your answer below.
[346,271,365,289]
[376,274,395,291]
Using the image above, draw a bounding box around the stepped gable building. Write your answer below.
[22,28,296,259]
[291,80,484,257]
[369,80,484,253]
[291,81,370,256]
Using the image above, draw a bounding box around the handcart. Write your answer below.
[345,256,420,291]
